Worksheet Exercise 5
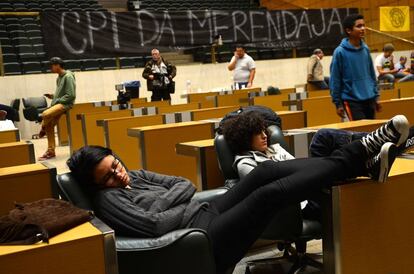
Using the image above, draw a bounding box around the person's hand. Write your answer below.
[336,107,345,118]
[44,93,53,99]
[233,51,239,59]
[148,75,154,80]
[375,102,382,112]
[247,82,252,88]
[307,74,313,82]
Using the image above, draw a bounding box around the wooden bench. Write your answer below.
[157,102,201,114]
[0,220,117,274]
[0,163,57,215]
[0,129,20,144]
[301,96,341,126]
[128,121,216,190]
[0,141,35,168]
[253,94,289,111]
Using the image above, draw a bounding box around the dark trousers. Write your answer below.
[308,76,330,90]
[192,140,367,273]
[151,87,171,101]
[343,99,376,120]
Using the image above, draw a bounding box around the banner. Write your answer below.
[41,9,357,59]
[380,6,410,32]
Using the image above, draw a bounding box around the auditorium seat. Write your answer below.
[1,45,14,54]
[119,57,135,68]
[133,56,146,67]
[29,36,43,44]
[3,63,22,75]
[81,59,100,71]
[64,60,82,71]
[3,53,18,63]
[22,61,42,74]
[100,58,117,70]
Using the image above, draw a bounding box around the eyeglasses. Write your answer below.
[98,156,123,187]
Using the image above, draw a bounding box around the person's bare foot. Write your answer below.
[0,110,7,120]
[38,150,56,161]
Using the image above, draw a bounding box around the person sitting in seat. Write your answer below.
[67,116,409,274]
[307,49,330,90]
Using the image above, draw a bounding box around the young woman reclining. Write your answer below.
[67,115,409,274]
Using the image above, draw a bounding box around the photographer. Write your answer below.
[142,49,177,101]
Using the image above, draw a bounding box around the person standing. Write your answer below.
[375,43,406,83]
[307,49,330,89]
[142,49,176,102]
[228,46,256,89]
[39,57,76,160]
[330,14,380,121]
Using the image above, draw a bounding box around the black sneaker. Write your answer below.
[360,115,409,157]
[397,126,414,154]
[366,142,398,183]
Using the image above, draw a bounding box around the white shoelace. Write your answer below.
[361,122,397,154]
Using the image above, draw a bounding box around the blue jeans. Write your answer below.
[399,74,414,83]
[309,128,367,158]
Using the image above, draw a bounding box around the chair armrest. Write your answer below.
[192,188,228,203]
[115,228,207,251]
[116,229,216,274]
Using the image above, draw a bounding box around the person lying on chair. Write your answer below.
[67,115,409,274]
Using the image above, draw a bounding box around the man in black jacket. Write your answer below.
[142,49,177,102]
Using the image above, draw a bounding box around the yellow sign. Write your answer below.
[380,6,410,32]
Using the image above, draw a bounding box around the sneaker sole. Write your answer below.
[394,115,410,147]
[378,143,398,183]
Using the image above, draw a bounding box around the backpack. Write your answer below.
[217,105,282,134]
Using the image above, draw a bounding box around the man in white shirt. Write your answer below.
[375,43,405,83]
[227,46,256,89]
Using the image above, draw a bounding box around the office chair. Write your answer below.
[22,97,47,123]
[214,125,323,274]
[22,97,48,139]
[10,98,20,122]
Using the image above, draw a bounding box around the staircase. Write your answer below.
[161,52,196,65]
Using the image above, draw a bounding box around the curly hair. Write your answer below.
[222,112,266,154]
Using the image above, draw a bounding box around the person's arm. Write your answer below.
[329,50,345,118]
[169,62,177,79]
[247,68,256,87]
[142,62,154,80]
[307,57,316,81]
[96,191,187,237]
[227,55,237,71]
[56,74,76,105]
[236,158,258,179]
[367,51,380,111]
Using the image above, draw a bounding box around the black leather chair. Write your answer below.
[214,125,323,273]
[22,96,47,123]
[56,172,222,274]
[10,98,20,122]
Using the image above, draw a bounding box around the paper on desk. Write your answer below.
[0,120,16,131]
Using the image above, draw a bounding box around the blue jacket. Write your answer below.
[329,38,378,108]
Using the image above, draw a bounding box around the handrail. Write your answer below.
[0,12,40,16]
[366,27,414,46]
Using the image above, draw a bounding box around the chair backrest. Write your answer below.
[56,172,94,211]
[10,98,20,111]
[22,96,47,109]
[214,125,288,181]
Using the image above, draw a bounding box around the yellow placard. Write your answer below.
[380,6,410,32]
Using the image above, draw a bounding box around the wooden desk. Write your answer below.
[253,94,289,111]
[306,119,388,133]
[0,163,57,215]
[157,102,201,114]
[67,104,111,154]
[0,141,35,168]
[276,110,307,129]
[377,97,414,123]
[396,81,414,98]
[191,106,239,121]
[301,96,341,126]
[176,139,224,190]
[128,121,215,190]
[0,220,117,274]
[57,112,69,146]
[131,100,170,108]
[323,158,414,274]
[79,109,134,148]
[0,129,20,144]
[216,93,249,107]
[101,115,165,170]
